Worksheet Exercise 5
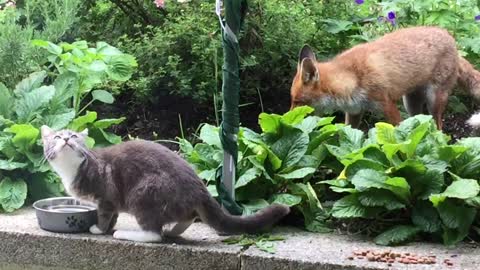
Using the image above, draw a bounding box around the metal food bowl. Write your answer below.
[33,197,97,233]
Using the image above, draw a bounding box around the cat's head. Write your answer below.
[41,125,89,161]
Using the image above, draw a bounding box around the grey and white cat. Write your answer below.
[41,126,289,242]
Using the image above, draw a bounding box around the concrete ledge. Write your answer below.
[0,209,478,270]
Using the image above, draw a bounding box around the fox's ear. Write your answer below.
[301,58,319,83]
[298,45,316,63]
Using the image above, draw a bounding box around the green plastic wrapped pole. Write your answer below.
[214,0,247,215]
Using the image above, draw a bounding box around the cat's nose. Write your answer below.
[63,138,69,142]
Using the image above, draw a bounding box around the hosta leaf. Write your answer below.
[43,110,75,130]
[374,225,420,246]
[5,124,39,151]
[235,167,261,188]
[14,71,47,95]
[271,126,308,170]
[0,177,27,212]
[259,113,281,133]
[93,117,126,129]
[91,90,115,104]
[270,193,302,207]
[429,176,480,207]
[412,201,441,233]
[105,55,137,81]
[0,160,28,170]
[358,189,405,210]
[241,199,270,215]
[375,122,396,144]
[281,106,314,125]
[199,124,221,148]
[331,194,373,218]
[277,167,316,179]
[69,111,97,131]
[15,86,55,122]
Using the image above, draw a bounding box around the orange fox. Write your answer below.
[290,26,480,130]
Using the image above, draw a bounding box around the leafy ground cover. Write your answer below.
[180,106,480,246]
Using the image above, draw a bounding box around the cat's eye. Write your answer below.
[71,134,78,139]
[54,135,61,140]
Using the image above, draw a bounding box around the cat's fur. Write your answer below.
[41,126,290,242]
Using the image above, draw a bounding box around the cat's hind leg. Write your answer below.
[113,211,164,243]
[163,219,195,237]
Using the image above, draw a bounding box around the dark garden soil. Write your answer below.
[94,91,477,151]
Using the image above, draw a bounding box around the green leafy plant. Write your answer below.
[323,115,480,246]
[222,234,285,254]
[179,106,339,233]
[0,0,81,88]
[182,107,480,246]
[0,40,134,212]
[32,40,138,115]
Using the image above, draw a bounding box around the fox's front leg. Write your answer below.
[345,112,364,129]
[381,98,402,126]
[89,201,118,235]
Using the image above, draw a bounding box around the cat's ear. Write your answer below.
[41,125,53,138]
[80,128,88,136]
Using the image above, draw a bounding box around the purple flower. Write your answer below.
[355,0,364,4]
[387,11,396,25]
[475,14,480,21]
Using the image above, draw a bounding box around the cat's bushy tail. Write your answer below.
[196,195,290,234]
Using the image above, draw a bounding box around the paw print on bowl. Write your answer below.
[65,216,79,228]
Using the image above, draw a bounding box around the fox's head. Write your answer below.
[290,45,321,110]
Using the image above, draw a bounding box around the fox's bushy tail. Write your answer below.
[457,56,480,129]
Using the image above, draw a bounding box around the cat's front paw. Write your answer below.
[89,224,104,235]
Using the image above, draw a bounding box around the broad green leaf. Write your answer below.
[338,126,364,151]
[198,169,216,182]
[199,124,221,148]
[271,126,308,170]
[351,169,411,201]
[15,86,55,122]
[331,194,373,218]
[375,122,396,144]
[93,117,126,129]
[288,182,322,211]
[5,124,39,151]
[70,111,97,131]
[429,177,480,207]
[43,110,75,130]
[412,201,441,233]
[466,196,480,208]
[0,178,27,212]
[270,193,302,207]
[206,184,218,197]
[437,200,476,229]
[277,167,316,179]
[374,225,420,246]
[404,122,430,157]
[105,55,137,81]
[295,116,320,133]
[320,19,353,34]
[0,160,28,170]
[345,158,386,178]
[0,83,12,119]
[91,90,115,104]
[259,113,281,133]
[88,60,107,72]
[235,167,261,188]
[308,124,339,154]
[51,72,78,107]
[241,199,270,215]
[438,145,467,163]
[358,189,405,210]
[281,106,314,125]
[14,71,47,95]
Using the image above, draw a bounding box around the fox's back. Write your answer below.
[335,27,458,97]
